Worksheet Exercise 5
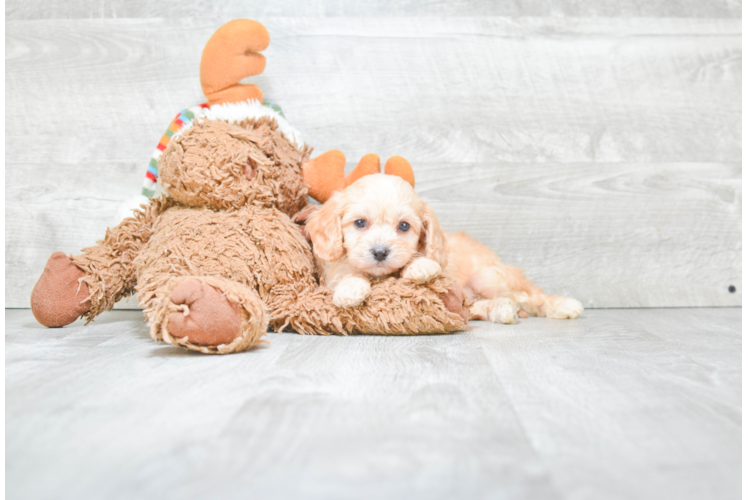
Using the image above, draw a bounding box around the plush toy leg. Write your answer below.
[143,275,269,354]
[268,276,468,336]
[30,252,91,327]
[30,199,170,328]
[65,197,173,323]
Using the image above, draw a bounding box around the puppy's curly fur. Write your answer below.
[307,174,583,323]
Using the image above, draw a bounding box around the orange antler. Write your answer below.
[384,156,415,188]
[303,153,385,203]
[303,153,417,203]
[345,154,381,186]
[302,150,347,203]
[200,19,270,105]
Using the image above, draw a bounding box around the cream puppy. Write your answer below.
[306,173,583,323]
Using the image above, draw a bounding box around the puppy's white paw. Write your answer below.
[402,258,442,283]
[487,298,519,324]
[546,297,584,319]
[333,276,372,308]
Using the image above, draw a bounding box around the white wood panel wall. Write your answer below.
[5,0,742,19]
[5,5,741,308]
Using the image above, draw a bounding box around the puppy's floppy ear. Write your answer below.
[419,204,448,269]
[306,192,345,262]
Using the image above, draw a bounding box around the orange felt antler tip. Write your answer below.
[384,156,415,188]
[345,153,381,187]
[200,19,270,105]
[302,150,347,203]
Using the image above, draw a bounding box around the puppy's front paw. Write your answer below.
[547,297,584,319]
[402,257,442,283]
[333,276,372,308]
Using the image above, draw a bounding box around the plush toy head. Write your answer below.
[159,112,312,215]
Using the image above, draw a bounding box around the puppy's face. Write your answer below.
[306,174,446,277]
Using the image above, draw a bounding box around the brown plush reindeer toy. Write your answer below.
[30,19,468,354]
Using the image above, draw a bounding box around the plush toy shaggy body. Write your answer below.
[30,103,467,354]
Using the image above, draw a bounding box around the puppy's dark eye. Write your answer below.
[398,222,410,232]
[354,219,367,229]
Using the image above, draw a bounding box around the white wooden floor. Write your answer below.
[5,307,741,500]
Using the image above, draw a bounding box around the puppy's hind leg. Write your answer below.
[465,266,523,324]
[469,297,519,324]
[467,265,583,321]
[515,285,583,320]
[550,296,584,319]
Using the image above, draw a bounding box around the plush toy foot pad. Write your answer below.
[167,279,243,346]
[30,252,91,327]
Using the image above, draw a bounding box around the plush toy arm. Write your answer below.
[70,197,175,321]
[268,276,468,336]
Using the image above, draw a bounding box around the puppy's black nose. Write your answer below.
[371,246,389,262]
